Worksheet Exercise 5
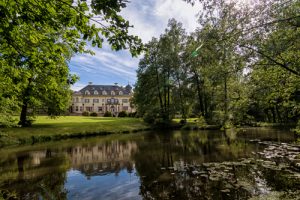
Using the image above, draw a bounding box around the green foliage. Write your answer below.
[90,112,98,117]
[128,112,137,118]
[135,0,299,127]
[295,120,300,135]
[118,111,127,117]
[196,116,207,128]
[134,19,189,125]
[0,99,19,127]
[0,0,144,127]
[104,111,112,117]
[82,111,89,116]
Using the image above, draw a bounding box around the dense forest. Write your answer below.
[133,0,300,129]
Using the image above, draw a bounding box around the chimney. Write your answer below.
[88,82,93,85]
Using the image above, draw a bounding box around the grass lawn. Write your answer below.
[0,116,150,146]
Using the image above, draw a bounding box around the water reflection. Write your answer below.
[0,129,299,200]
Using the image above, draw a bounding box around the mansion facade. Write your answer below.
[71,83,135,116]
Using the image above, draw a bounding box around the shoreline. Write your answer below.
[0,116,297,148]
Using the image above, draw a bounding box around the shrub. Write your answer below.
[118,111,127,117]
[90,112,97,117]
[128,112,137,117]
[180,119,187,125]
[189,113,198,118]
[103,111,112,117]
[82,111,89,116]
[295,119,300,135]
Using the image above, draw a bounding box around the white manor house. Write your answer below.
[71,83,135,116]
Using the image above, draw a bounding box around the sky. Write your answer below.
[69,0,202,91]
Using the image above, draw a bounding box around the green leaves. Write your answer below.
[0,0,145,126]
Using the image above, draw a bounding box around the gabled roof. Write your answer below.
[75,84,132,95]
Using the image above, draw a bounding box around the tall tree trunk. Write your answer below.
[154,56,164,114]
[193,70,204,116]
[19,78,33,127]
[163,71,167,120]
[167,68,170,120]
[175,73,186,120]
[224,74,228,124]
[271,107,276,123]
[275,105,282,123]
[204,90,208,118]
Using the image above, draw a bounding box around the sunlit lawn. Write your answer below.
[0,116,149,142]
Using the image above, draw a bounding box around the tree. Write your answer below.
[0,0,144,126]
[136,0,299,127]
[134,19,188,124]
[184,0,300,76]
[183,0,299,125]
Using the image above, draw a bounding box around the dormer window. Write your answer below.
[102,90,107,95]
[94,90,98,95]
[111,91,115,95]
[119,91,123,95]
[85,90,90,95]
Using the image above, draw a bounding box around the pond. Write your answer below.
[0,128,299,200]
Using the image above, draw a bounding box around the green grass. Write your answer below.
[0,116,150,147]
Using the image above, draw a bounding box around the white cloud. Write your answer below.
[70,0,201,87]
[71,82,86,91]
[121,0,201,42]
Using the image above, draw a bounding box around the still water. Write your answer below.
[0,128,299,200]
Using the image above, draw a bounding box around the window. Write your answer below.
[75,106,78,111]
[111,91,115,95]
[107,99,111,104]
[85,90,90,95]
[122,99,128,103]
[93,99,99,103]
[123,106,128,111]
[102,99,105,102]
[76,97,79,103]
[94,90,98,95]
[119,91,123,95]
[85,99,90,103]
[98,107,103,112]
[102,90,107,95]
[80,106,83,111]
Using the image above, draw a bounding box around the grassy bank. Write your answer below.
[0,116,150,147]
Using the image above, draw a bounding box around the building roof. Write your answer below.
[74,84,133,96]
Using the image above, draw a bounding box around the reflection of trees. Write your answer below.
[0,151,69,200]
[134,130,289,200]
[0,139,139,199]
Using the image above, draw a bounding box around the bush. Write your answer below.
[128,112,137,117]
[103,111,112,117]
[82,111,89,116]
[180,119,187,125]
[90,112,97,117]
[295,119,300,135]
[189,113,199,118]
[0,98,19,127]
[118,111,127,117]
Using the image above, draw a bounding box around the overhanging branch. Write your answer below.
[240,45,300,76]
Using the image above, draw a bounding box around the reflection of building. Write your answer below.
[26,141,138,176]
[71,83,135,116]
[68,141,137,175]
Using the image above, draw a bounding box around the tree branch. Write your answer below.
[240,45,300,76]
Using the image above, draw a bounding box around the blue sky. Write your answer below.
[69,0,201,91]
